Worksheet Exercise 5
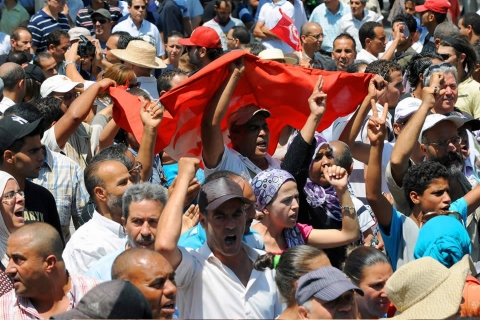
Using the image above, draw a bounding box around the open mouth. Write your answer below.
[225,235,237,246]
[257,141,267,149]
[14,210,24,218]
[288,214,298,222]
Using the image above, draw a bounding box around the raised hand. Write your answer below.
[367,99,388,146]
[422,72,446,107]
[181,204,200,235]
[323,164,348,189]
[229,57,245,76]
[308,75,327,117]
[95,78,117,92]
[65,42,80,62]
[140,99,164,129]
[368,74,388,102]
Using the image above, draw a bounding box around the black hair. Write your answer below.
[439,34,477,78]
[405,52,444,88]
[254,245,328,306]
[359,21,382,49]
[24,78,42,103]
[11,27,31,40]
[92,144,133,170]
[205,47,224,61]
[331,141,353,171]
[245,42,266,56]
[333,33,357,51]
[461,13,480,35]
[157,68,188,94]
[32,51,53,67]
[403,161,450,210]
[111,31,134,49]
[392,13,417,34]
[214,0,232,7]
[168,31,184,39]
[231,26,250,45]
[6,50,29,65]
[34,97,64,130]
[346,60,369,73]
[46,29,69,48]
[0,63,25,90]
[343,246,391,285]
[427,10,447,24]
[365,59,402,82]
[474,40,480,64]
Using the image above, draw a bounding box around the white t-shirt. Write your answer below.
[339,10,383,52]
[355,48,378,63]
[258,0,295,53]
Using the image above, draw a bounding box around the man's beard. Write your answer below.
[428,150,465,175]
[107,193,123,214]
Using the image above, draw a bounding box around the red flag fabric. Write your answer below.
[111,50,373,161]
[270,8,301,52]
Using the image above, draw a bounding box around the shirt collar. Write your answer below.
[128,15,144,30]
[199,241,260,266]
[42,145,54,171]
[92,210,126,238]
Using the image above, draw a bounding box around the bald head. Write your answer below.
[301,22,321,36]
[10,222,64,260]
[112,248,171,279]
[0,62,25,91]
[330,140,353,173]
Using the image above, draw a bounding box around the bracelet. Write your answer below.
[65,60,76,67]
[341,206,355,212]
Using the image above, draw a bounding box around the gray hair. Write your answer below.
[122,182,168,220]
[433,22,460,39]
[423,63,458,87]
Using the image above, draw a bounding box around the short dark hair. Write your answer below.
[11,27,31,40]
[34,97,64,130]
[92,144,133,172]
[461,13,480,35]
[205,47,224,61]
[168,31,184,39]
[157,68,188,94]
[343,246,391,284]
[33,51,53,66]
[392,13,417,34]
[427,10,447,24]
[46,29,69,48]
[111,31,134,49]
[405,52,444,88]
[346,60,368,73]
[359,21,382,49]
[0,63,25,90]
[439,34,477,78]
[331,141,353,171]
[403,161,450,210]
[214,0,232,7]
[127,0,146,7]
[6,50,29,65]
[365,59,401,82]
[245,42,266,56]
[231,26,250,45]
[474,40,480,64]
[333,33,357,52]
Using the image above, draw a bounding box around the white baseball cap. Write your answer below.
[419,113,466,143]
[394,97,421,124]
[40,75,84,98]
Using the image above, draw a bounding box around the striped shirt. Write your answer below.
[75,3,123,35]
[31,146,89,242]
[0,274,100,319]
[28,9,70,52]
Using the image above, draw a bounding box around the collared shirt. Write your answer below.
[309,2,351,52]
[0,97,15,114]
[62,210,127,275]
[339,10,383,52]
[0,32,10,55]
[258,0,295,53]
[0,274,101,319]
[31,146,88,242]
[176,243,283,319]
[457,77,480,119]
[355,48,378,63]
[112,16,164,56]
[85,248,124,281]
[0,2,30,36]
[28,10,70,52]
[203,17,245,50]
[75,3,123,35]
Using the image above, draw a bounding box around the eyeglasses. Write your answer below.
[3,190,25,202]
[226,37,235,41]
[426,136,462,149]
[129,161,142,184]
[421,210,464,226]
[129,161,143,174]
[53,91,78,101]
[93,18,108,24]
[427,62,454,73]
[128,82,141,89]
[307,33,324,40]
[133,5,146,9]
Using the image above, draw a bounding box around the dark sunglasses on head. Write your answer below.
[421,210,464,227]
[133,5,146,9]
[93,18,108,24]
[427,62,454,73]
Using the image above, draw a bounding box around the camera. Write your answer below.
[77,35,96,58]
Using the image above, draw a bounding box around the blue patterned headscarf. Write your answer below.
[252,169,296,211]
[414,215,471,268]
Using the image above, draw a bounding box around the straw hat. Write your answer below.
[258,48,297,65]
[386,255,469,319]
[110,40,166,69]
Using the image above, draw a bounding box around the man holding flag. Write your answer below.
[253,0,299,53]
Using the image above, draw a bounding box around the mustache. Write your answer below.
[135,235,154,244]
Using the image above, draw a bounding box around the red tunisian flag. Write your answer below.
[270,8,301,52]
[110,50,373,161]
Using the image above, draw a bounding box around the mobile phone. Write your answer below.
[402,22,410,37]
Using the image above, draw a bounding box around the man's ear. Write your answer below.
[3,150,14,165]
[47,44,55,52]
[297,306,309,319]
[44,254,57,273]
[94,186,107,202]
[420,143,428,156]
[410,190,420,206]
[459,52,466,66]
[199,47,207,58]
[199,212,206,229]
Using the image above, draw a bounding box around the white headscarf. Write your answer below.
[0,171,17,268]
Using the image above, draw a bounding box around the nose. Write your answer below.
[140,221,151,237]
[291,197,299,210]
[340,50,347,58]
[53,68,58,75]
[5,259,15,277]
[400,84,406,94]
[164,279,177,298]
[16,192,25,204]
[38,150,45,163]
[443,191,451,204]
[320,155,330,167]
[225,216,236,229]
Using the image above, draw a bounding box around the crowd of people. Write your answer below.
[0,0,478,317]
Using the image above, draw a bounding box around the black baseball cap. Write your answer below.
[198,177,252,212]
[0,116,42,151]
[24,64,46,84]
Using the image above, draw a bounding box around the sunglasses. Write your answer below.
[128,82,141,89]
[439,53,453,61]
[421,210,464,227]
[93,18,108,24]
[133,5,146,9]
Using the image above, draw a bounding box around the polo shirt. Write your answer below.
[0,2,30,36]
[28,9,70,52]
[309,2,351,52]
[112,16,164,56]
[339,10,383,52]
[75,3,123,35]
[257,0,295,53]
[203,17,245,50]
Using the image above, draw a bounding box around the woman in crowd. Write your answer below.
[162,31,185,70]
[343,246,393,319]
[251,167,359,254]
[254,245,331,319]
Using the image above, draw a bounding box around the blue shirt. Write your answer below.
[308,2,351,52]
[85,248,123,281]
[380,197,468,271]
[179,224,265,250]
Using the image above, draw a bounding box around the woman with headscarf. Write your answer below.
[0,171,25,297]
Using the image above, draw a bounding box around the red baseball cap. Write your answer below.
[415,0,450,14]
[179,26,222,49]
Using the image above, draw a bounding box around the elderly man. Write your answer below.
[0,27,33,65]
[296,267,363,319]
[112,248,177,319]
[332,33,357,71]
[86,183,168,280]
[297,22,336,70]
[156,157,282,318]
[0,223,100,319]
[0,62,25,113]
